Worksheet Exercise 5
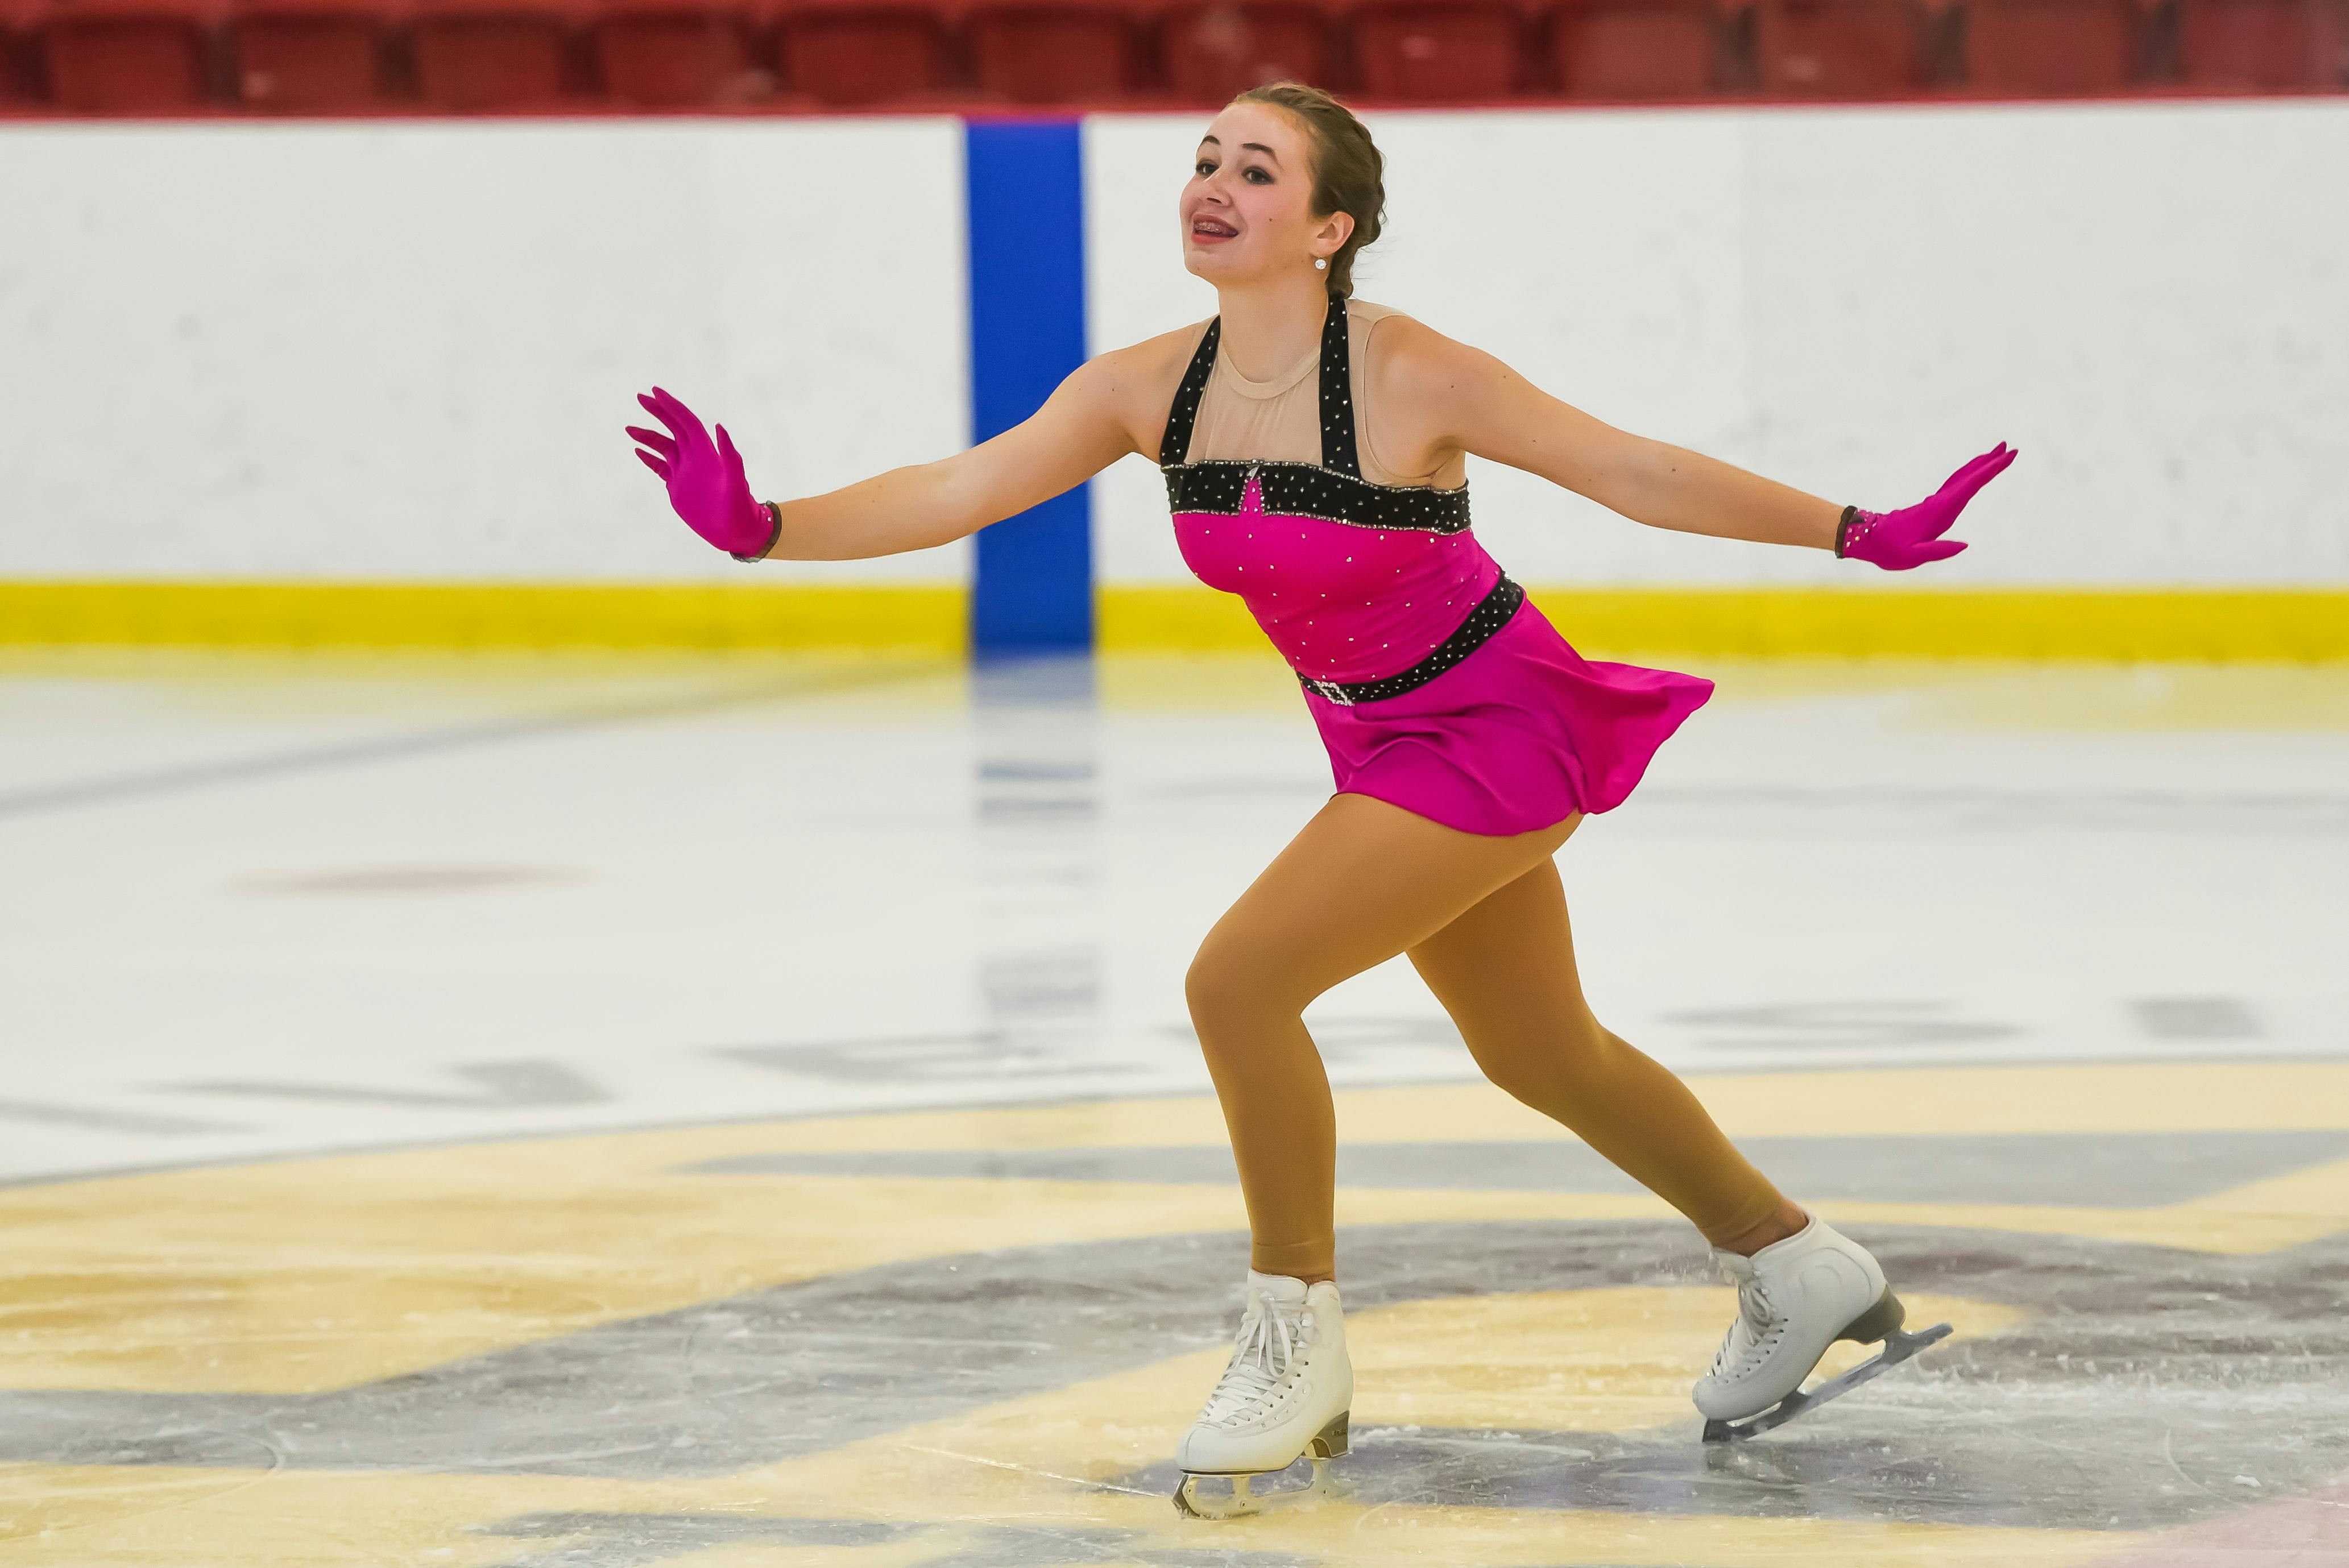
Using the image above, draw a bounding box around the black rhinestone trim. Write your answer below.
[1158,296,1471,529]
[1158,317,1221,468]
[729,500,782,563]
[1317,292,1361,478]
[1834,503,1857,558]
[1162,458,1472,533]
[1296,574,1526,707]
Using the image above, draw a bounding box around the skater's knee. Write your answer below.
[1469,1012,1619,1102]
[1184,936,1312,1034]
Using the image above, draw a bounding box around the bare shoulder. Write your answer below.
[1357,307,1503,396]
[1099,317,1213,399]
[1118,316,1216,369]
[1076,318,1215,453]
[1354,308,1514,465]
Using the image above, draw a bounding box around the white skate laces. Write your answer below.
[1706,1253,1788,1382]
[1198,1283,1312,1430]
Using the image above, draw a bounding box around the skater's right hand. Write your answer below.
[625,386,779,559]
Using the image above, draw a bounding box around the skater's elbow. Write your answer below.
[1602,438,1704,525]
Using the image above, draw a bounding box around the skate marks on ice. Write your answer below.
[7,1050,2349,1565]
[1137,1221,2349,1534]
[11,1019,2330,1191]
[7,1217,2347,1538]
[699,1127,2349,1211]
[476,1512,1319,1568]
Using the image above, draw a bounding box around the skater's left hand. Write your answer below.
[1840,443,2017,571]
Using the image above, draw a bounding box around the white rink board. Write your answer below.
[0,119,973,585]
[6,104,2347,592]
[1087,101,2349,589]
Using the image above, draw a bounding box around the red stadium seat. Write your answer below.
[1962,0,2133,92]
[2176,0,2346,86]
[1348,0,1533,99]
[408,0,579,108]
[1549,0,1721,97]
[1753,0,1929,93]
[0,23,30,103]
[1,0,35,100]
[31,0,222,110]
[767,0,949,103]
[1161,2,1332,102]
[227,0,397,109]
[589,0,764,106]
[965,0,1137,102]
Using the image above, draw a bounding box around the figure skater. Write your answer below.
[626,81,2014,1519]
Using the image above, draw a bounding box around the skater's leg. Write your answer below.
[1186,792,1581,1282]
[1405,855,1798,1251]
[1406,854,1950,1435]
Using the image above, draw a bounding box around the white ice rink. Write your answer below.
[6,648,2341,1185]
[7,648,2349,1565]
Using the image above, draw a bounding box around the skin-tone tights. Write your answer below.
[1188,790,1791,1283]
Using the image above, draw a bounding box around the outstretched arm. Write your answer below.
[761,353,1145,561]
[628,345,1159,563]
[1377,321,2011,566]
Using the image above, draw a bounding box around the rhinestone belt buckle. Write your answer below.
[1303,675,1356,706]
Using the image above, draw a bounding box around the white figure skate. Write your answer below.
[1695,1212,1951,1442]
[1173,1270,1353,1519]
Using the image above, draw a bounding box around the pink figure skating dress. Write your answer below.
[1162,294,1712,837]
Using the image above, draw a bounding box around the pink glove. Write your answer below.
[625,386,778,560]
[1839,443,2017,570]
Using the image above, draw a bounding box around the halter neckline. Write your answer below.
[1158,293,1362,478]
[1157,295,1473,536]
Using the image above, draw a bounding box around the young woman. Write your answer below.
[627,82,2014,1517]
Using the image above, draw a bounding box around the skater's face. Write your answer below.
[1182,102,1354,291]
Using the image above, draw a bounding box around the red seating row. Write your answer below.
[1,0,2342,113]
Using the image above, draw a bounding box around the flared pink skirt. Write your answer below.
[1299,592,1712,837]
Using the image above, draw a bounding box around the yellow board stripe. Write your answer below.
[1103,584,2349,661]
[0,579,968,652]
[5,579,2347,659]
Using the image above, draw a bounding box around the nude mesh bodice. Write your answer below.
[1176,298,1462,490]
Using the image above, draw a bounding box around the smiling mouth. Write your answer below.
[1191,218,1238,239]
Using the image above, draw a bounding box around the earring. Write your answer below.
[1314,257,1328,270]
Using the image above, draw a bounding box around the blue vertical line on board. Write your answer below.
[965,118,1093,654]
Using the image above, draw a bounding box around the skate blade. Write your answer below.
[1701,1321,1953,1444]
[1173,1413,1349,1519]
[1173,1455,1334,1520]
